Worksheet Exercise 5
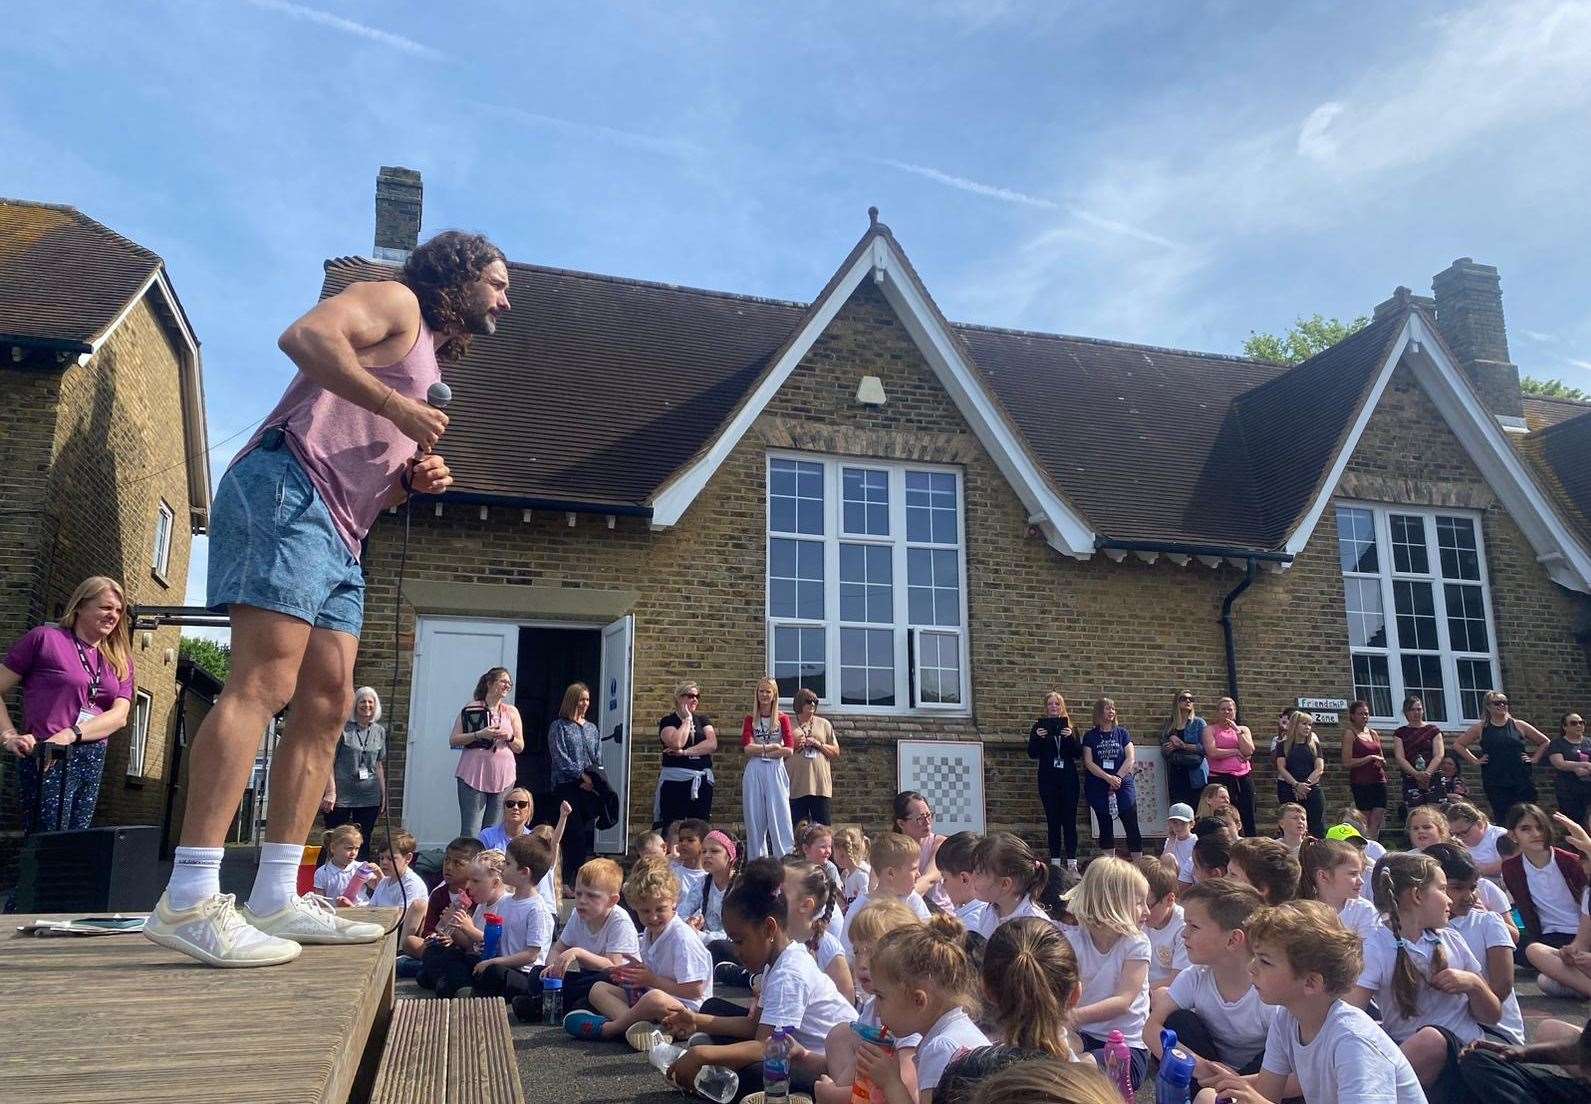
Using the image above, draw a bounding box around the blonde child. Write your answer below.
[517,857,640,1021]
[419,849,510,998]
[833,826,873,908]
[852,915,990,1104]
[1404,804,1450,853]
[934,832,990,933]
[969,831,1051,936]
[636,830,667,862]
[1274,803,1308,857]
[1349,853,1502,1092]
[314,824,373,905]
[1197,784,1242,838]
[814,898,922,1104]
[1228,837,1299,907]
[473,834,557,1004]
[1198,900,1424,1104]
[841,832,930,956]
[1424,842,1525,1043]
[784,856,855,1000]
[1135,856,1188,989]
[367,827,428,959]
[981,915,1089,1061]
[565,859,713,1045]
[1145,878,1273,1086]
[1061,856,1152,1091]
[799,821,844,898]
[661,858,858,1096]
[1296,839,1380,942]
[964,1058,1118,1104]
[1444,800,1507,882]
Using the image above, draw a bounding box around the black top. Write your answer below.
[1028,716,1082,782]
[659,712,713,772]
[1478,719,1532,788]
[1548,736,1591,798]
[1271,734,1321,788]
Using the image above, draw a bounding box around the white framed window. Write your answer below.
[1334,503,1499,725]
[153,500,175,581]
[128,689,152,778]
[767,454,969,713]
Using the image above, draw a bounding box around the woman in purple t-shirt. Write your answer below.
[0,576,136,831]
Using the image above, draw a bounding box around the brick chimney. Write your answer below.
[1372,286,1436,322]
[373,166,422,262]
[1430,257,1523,422]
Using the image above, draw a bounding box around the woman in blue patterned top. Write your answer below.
[549,682,601,885]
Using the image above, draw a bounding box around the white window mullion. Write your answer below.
[1423,514,1462,723]
[1376,510,1406,721]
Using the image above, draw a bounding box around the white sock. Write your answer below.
[167,846,225,910]
[247,842,305,917]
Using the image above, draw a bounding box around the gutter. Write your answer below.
[1,333,95,355]
[1220,558,1260,704]
[406,489,654,519]
[1094,538,1293,563]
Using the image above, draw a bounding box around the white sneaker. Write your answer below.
[144,891,302,968]
[243,893,386,945]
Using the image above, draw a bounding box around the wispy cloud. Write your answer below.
[467,99,701,159]
[1570,359,1591,371]
[1522,329,1561,343]
[241,0,448,60]
[1297,101,1344,162]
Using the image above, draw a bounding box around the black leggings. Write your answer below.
[1459,1045,1590,1103]
[1482,779,1537,824]
[1216,773,1257,836]
[655,776,714,829]
[554,780,596,885]
[790,794,832,826]
[418,941,480,994]
[1038,774,1080,860]
[1164,1008,1263,1094]
[1085,788,1142,853]
[323,805,381,859]
[472,962,544,1000]
[1516,928,1575,968]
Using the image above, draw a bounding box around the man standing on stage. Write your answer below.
[146,231,510,967]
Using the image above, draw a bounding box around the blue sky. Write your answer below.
[5,1,1591,615]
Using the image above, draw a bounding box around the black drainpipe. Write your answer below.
[1220,557,1259,705]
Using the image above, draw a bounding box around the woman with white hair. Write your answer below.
[320,686,385,857]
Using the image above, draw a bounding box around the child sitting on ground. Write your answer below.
[833,826,873,909]
[841,832,930,955]
[1500,802,1587,959]
[1162,803,1197,875]
[1135,856,1188,989]
[1423,842,1525,1043]
[1404,803,1450,854]
[314,824,373,905]
[1197,783,1243,839]
[419,849,510,998]
[669,817,711,921]
[472,833,557,1004]
[784,856,855,1000]
[1296,838,1380,942]
[1228,837,1300,906]
[514,857,640,1022]
[982,915,1089,1062]
[695,829,738,959]
[1061,856,1152,1091]
[1176,817,1234,890]
[565,858,713,1045]
[1197,900,1424,1104]
[1145,878,1274,1092]
[970,831,1052,936]
[799,820,846,905]
[635,830,667,862]
[1524,811,1591,998]
[1274,803,1308,858]
[661,858,859,1097]
[853,915,991,1104]
[367,827,428,963]
[1329,809,1386,901]
[814,898,923,1104]
[1190,832,1232,886]
[934,832,990,933]
[415,837,483,977]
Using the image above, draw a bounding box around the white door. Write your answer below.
[406,618,519,848]
[595,615,634,853]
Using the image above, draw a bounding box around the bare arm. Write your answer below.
[694,724,718,756]
[1235,725,1255,757]
[659,711,693,752]
[1075,957,1149,1025]
[73,697,130,743]
[1453,723,1485,764]
[503,706,525,755]
[1392,735,1415,777]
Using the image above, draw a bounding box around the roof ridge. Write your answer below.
[1527,393,1591,407]
[952,320,1275,366]
[324,254,811,311]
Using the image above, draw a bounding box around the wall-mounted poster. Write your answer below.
[897,740,985,835]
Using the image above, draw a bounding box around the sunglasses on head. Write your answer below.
[503,800,530,809]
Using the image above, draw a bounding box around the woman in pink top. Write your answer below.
[1202,696,1257,837]
[451,666,525,836]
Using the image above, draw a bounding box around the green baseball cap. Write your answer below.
[1324,823,1365,842]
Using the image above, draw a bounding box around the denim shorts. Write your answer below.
[206,432,365,636]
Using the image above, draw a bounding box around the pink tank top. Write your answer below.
[237,318,441,559]
[1206,722,1253,777]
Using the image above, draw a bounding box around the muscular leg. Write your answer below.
[265,627,357,845]
[179,606,312,845]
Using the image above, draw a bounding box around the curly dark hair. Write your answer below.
[401,230,506,362]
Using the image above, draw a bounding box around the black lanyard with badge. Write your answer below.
[71,636,102,733]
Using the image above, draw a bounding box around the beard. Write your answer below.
[463,300,497,336]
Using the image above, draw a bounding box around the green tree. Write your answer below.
[1244,313,1370,365]
[1521,375,1587,401]
[179,636,231,683]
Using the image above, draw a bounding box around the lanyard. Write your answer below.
[72,636,102,700]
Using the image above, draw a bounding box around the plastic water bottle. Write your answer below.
[764,1026,793,1104]
[482,913,503,960]
[1156,1028,1197,1104]
[1103,1029,1134,1104]
[693,1064,739,1103]
[648,1039,684,1074]
[849,1022,894,1103]
[342,862,375,902]
[540,975,563,1026]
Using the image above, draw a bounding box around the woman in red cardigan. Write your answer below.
[1500,803,1588,962]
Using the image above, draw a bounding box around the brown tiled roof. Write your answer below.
[0,199,163,349]
[319,247,1416,553]
[1521,409,1591,547]
[1523,394,1591,431]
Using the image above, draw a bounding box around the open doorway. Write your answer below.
[516,626,601,829]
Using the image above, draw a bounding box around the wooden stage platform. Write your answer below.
[0,910,399,1104]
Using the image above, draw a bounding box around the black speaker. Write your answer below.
[13,825,162,912]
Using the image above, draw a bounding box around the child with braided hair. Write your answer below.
[1347,851,1501,1096]
[784,856,855,1001]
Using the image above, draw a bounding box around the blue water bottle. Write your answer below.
[482,912,503,960]
[1157,1028,1197,1104]
[763,1026,792,1104]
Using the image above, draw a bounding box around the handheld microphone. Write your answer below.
[426,380,452,409]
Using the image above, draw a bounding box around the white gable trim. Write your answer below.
[1282,313,1591,594]
[646,234,1096,556]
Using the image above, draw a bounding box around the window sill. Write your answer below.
[150,568,171,590]
[124,775,146,790]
